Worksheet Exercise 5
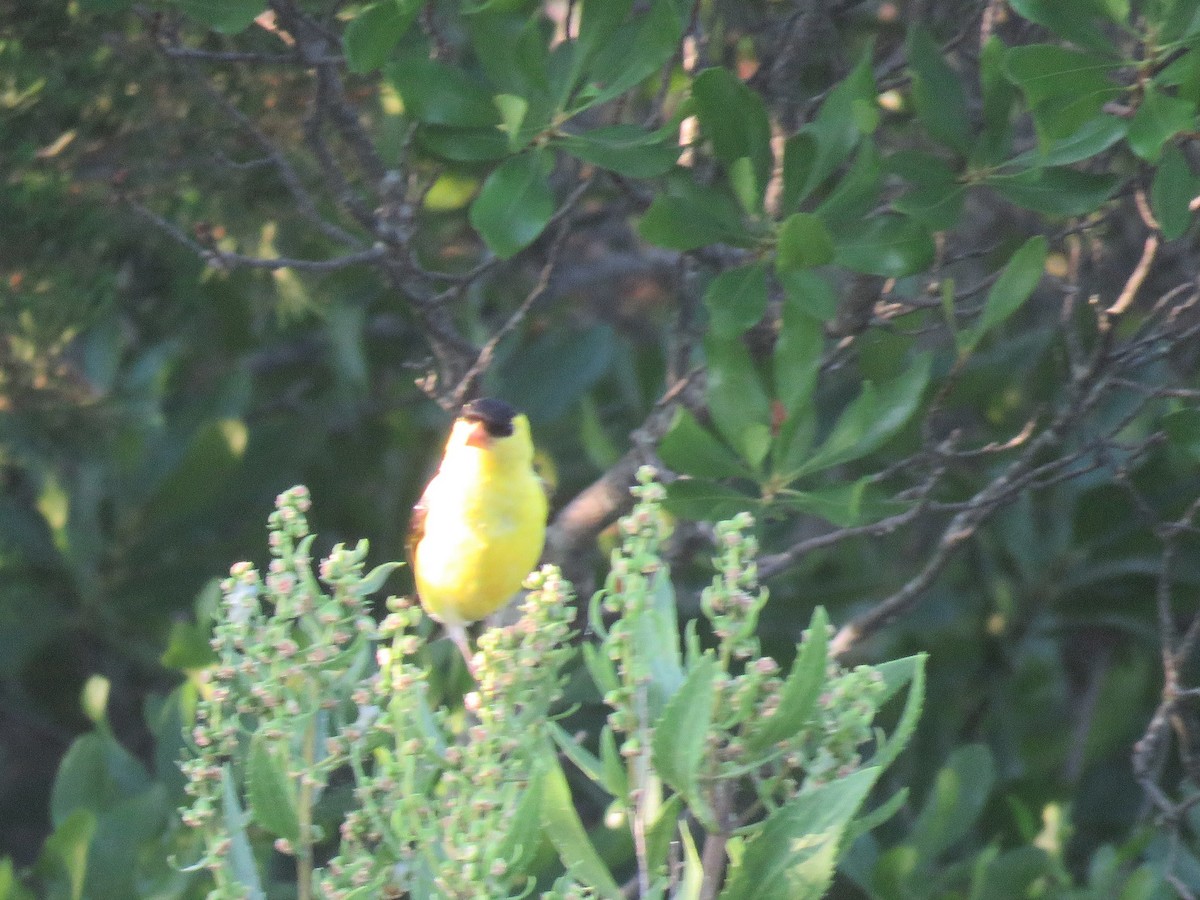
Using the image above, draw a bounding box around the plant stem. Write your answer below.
[297,710,316,900]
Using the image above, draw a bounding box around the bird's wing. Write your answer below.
[406,476,434,568]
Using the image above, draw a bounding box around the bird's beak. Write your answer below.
[464,421,491,449]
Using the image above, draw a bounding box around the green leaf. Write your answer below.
[705,331,773,470]
[652,654,718,821]
[833,214,935,277]
[778,269,838,322]
[387,57,499,127]
[469,149,556,258]
[221,765,265,897]
[664,479,760,521]
[1152,144,1199,240]
[1009,115,1127,167]
[910,744,995,861]
[417,125,510,162]
[1004,45,1120,143]
[645,793,686,877]
[498,323,616,422]
[599,726,629,799]
[976,37,1017,165]
[908,26,972,155]
[988,167,1118,216]
[718,767,881,900]
[354,560,404,597]
[171,0,265,33]
[343,0,419,74]
[659,407,748,480]
[246,730,301,843]
[793,353,931,478]
[638,172,750,250]
[746,608,829,753]
[1165,408,1200,461]
[692,67,773,199]
[496,754,546,875]
[816,141,883,226]
[572,0,634,83]
[773,289,824,416]
[888,150,965,231]
[40,810,95,900]
[160,620,219,670]
[580,0,682,108]
[776,213,835,271]
[1128,86,1198,162]
[869,653,926,770]
[779,477,886,528]
[494,93,531,149]
[781,132,818,211]
[705,262,769,337]
[1007,0,1119,51]
[51,733,151,825]
[540,757,624,898]
[558,125,678,177]
[961,235,1048,353]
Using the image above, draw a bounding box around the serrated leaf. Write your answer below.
[659,407,747,480]
[343,0,419,74]
[540,758,624,898]
[1152,144,1200,240]
[354,560,404,597]
[718,767,881,900]
[469,150,556,258]
[961,235,1047,353]
[776,213,834,271]
[645,793,686,879]
[908,25,971,155]
[746,607,829,753]
[869,653,927,770]
[246,731,301,843]
[704,262,769,337]
[651,654,717,817]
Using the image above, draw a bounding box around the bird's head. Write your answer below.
[450,397,533,465]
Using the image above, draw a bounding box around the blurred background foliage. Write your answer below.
[5,0,1200,896]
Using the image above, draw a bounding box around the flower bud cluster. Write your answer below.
[702,512,768,665]
[179,485,388,892]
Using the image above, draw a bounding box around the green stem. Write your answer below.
[297,711,316,900]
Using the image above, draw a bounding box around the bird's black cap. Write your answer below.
[461,397,517,437]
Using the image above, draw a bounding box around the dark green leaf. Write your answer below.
[911,744,995,861]
[976,37,1017,165]
[497,324,616,421]
[779,477,888,528]
[888,150,965,231]
[658,407,747,481]
[746,608,828,753]
[344,0,419,74]
[638,173,750,250]
[778,269,838,321]
[692,67,773,199]
[988,167,1119,216]
[718,767,880,900]
[417,125,510,161]
[1007,0,1119,51]
[246,730,301,843]
[705,262,769,337]
[705,331,773,470]
[1152,144,1199,239]
[815,141,883,226]
[171,0,265,33]
[1004,44,1120,143]
[833,214,935,277]
[580,0,682,108]
[961,235,1047,353]
[1165,408,1200,461]
[652,654,718,821]
[773,289,824,416]
[776,213,834,272]
[387,57,499,127]
[469,149,556,258]
[51,733,151,825]
[781,132,818,211]
[908,26,972,155]
[664,479,760,521]
[793,353,931,477]
[1128,87,1197,162]
[559,125,678,177]
[795,48,878,201]
[1010,115,1127,167]
[540,757,624,898]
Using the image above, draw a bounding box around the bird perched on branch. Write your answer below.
[408,398,548,666]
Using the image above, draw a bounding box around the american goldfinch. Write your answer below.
[408,398,548,662]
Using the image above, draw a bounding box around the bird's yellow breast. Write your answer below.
[413,444,547,626]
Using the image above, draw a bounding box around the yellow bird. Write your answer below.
[408,398,548,663]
